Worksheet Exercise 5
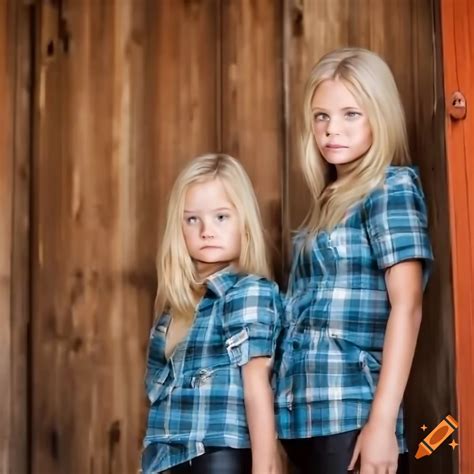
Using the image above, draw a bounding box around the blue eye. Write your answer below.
[185,216,198,224]
[346,111,361,119]
[216,214,229,222]
[313,112,329,122]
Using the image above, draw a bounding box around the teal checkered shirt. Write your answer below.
[275,166,433,453]
[142,268,281,473]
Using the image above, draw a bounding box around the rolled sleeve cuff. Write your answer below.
[225,325,274,366]
[373,230,434,287]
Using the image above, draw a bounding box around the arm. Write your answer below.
[349,259,424,473]
[242,357,281,474]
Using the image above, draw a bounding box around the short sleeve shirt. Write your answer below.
[274,166,433,452]
[142,268,281,473]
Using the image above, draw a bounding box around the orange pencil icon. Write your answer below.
[415,414,458,459]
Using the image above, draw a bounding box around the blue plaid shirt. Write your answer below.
[275,166,433,452]
[142,268,281,473]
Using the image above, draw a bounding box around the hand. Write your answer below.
[347,422,399,474]
[252,446,283,474]
[251,463,282,474]
[271,451,283,474]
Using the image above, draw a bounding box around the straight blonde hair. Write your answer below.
[155,153,271,317]
[301,47,410,234]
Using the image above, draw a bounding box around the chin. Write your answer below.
[195,254,228,264]
[324,156,363,167]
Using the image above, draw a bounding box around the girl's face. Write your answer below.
[182,178,242,278]
[311,78,373,175]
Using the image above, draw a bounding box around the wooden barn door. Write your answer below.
[26,1,455,473]
[441,0,474,471]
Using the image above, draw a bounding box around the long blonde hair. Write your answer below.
[301,47,410,234]
[155,153,270,316]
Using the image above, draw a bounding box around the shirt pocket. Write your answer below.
[329,226,377,290]
[312,241,339,276]
[181,366,230,389]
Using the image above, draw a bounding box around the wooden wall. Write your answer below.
[0,0,455,473]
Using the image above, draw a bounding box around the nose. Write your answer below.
[200,220,215,240]
[325,117,342,136]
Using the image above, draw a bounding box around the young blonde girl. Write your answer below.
[142,154,282,474]
[275,48,433,473]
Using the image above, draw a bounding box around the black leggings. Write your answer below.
[282,430,409,474]
[163,447,252,474]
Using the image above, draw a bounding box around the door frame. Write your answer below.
[441,0,474,471]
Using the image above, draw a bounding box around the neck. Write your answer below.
[335,162,352,178]
[194,261,231,281]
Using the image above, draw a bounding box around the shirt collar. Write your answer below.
[204,265,240,298]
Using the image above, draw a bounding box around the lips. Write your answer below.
[325,144,348,149]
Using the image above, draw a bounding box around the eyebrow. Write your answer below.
[311,106,361,112]
[184,207,233,213]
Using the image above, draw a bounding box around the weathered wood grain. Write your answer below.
[221,0,284,280]
[0,2,32,473]
[31,1,219,472]
[0,1,15,471]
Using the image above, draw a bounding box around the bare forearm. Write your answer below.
[242,358,280,473]
[245,384,278,464]
[368,261,424,427]
[369,304,422,427]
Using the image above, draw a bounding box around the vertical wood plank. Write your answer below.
[144,0,220,236]
[441,0,474,471]
[0,1,15,470]
[284,0,348,230]
[31,1,219,473]
[0,1,32,473]
[11,3,33,474]
[221,0,284,280]
[283,1,455,472]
